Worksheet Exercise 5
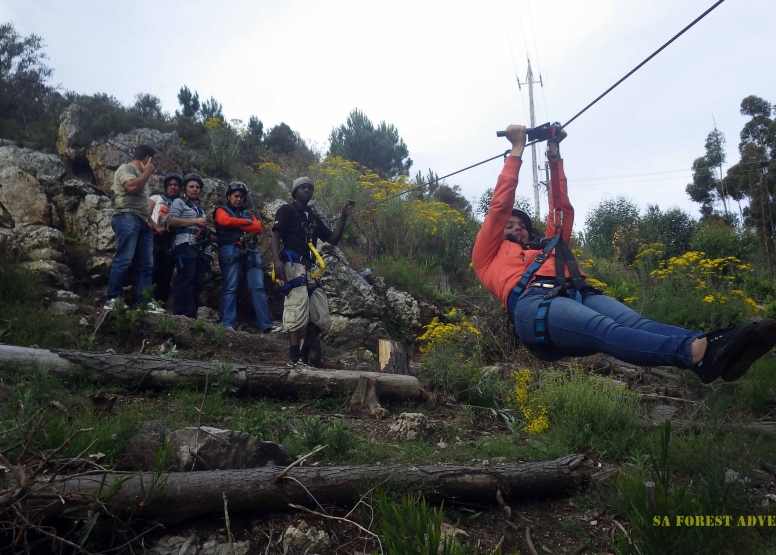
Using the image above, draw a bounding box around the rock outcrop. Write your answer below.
[0,118,427,350]
[86,127,189,193]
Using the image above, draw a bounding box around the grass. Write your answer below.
[0,259,88,349]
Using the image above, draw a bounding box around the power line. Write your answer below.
[562,0,727,129]
[335,0,731,220]
[572,159,772,182]
[499,0,529,122]
[525,0,550,122]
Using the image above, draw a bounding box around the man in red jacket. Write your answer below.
[214,181,280,333]
[472,125,776,383]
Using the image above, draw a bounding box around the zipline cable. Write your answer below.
[332,0,729,222]
[561,0,726,129]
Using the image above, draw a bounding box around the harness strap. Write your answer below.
[534,297,553,344]
[280,276,306,297]
[510,235,560,299]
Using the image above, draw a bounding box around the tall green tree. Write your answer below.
[583,196,641,260]
[200,96,224,122]
[685,128,729,217]
[247,115,263,142]
[176,85,200,119]
[0,22,56,139]
[724,95,775,259]
[328,108,412,178]
[132,93,164,120]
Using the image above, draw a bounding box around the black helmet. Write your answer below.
[163,173,183,190]
[226,181,249,198]
[182,173,204,188]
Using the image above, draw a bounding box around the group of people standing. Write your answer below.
[105,144,355,367]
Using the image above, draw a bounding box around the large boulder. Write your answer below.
[5,225,66,261]
[168,426,259,470]
[56,104,90,163]
[261,198,286,222]
[86,128,189,193]
[318,243,379,318]
[0,145,65,186]
[73,194,115,251]
[384,286,422,336]
[0,167,53,227]
[322,315,388,351]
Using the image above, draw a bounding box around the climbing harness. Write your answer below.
[214,205,263,267]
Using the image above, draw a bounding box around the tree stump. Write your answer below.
[348,376,389,418]
[378,339,410,375]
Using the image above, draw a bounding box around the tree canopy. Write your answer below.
[328,108,412,178]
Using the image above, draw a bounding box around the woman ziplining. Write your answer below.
[472,125,776,384]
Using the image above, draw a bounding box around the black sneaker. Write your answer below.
[693,322,757,384]
[722,319,776,382]
[286,358,301,368]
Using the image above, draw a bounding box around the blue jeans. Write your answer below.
[172,243,208,318]
[107,213,153,301]
[218,245,274,331]
[510,287,703,369]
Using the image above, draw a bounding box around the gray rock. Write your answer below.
[86,128,189,193]
[86,255,113,275]
[650,405,679,424]
[149,534,250,555]
[3,225,65,267]
[67,193,115,251]
[256,441,295,467]
[388,413,433,441]
[197,306,220,323]
[168,426,265,470]
[283,521,330,552]
[49,302,78,315]
[57,104,89,163]
[62,178,104,198]
[56,290,81,300]
[0,145,65,185]
[318,243,378,317]
[322,315,389,351]
[384,286,422,335]
[20,259,73,288]
[262,198,287,222]
[0,167,52,227]
[121,420,171,470]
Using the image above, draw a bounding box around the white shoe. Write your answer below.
[145,301,166,314]
[103,298,119,310]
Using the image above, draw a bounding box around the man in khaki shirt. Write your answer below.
[104,144,165,313]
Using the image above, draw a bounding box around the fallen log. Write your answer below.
[0,344,421,401]
[36,455,589,524]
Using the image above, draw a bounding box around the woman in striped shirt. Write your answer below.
[167,173,211,318]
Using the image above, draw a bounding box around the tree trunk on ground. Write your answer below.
[378,339,410,375]
[0,345,420,401]
[35,456,589,524]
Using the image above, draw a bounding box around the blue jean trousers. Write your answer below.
[510,287,703,369]
[172,243,207,318]
[107,213,153,301]
[218,245,274,331]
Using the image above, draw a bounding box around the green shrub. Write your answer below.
[536,370,639,458]
[377,492,497,555]
[607,423,750,555]
[0,259,85,349]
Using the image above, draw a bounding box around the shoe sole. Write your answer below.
[698,323,757,384]
[722,319,776,382]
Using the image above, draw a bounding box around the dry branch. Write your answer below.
[0,345,421,401]
[31,456,590,524]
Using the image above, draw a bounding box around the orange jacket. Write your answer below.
[213,207,264,235]
[471,155,580,307]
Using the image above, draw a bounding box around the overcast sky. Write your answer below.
[3,0,774,226]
